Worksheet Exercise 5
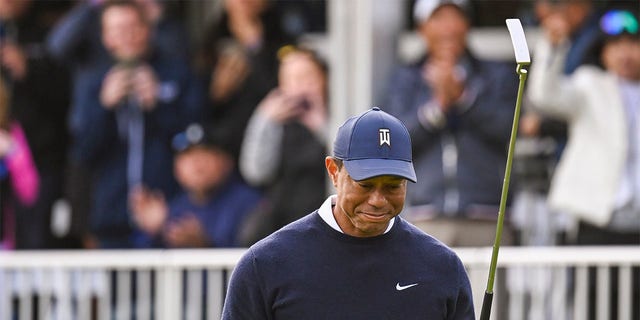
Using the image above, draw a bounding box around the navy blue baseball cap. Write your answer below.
[172,123,235,156]
[333,107,417,183]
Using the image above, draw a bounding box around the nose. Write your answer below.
[367,189,388,208]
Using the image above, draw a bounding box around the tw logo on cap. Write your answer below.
[379,128,391,147]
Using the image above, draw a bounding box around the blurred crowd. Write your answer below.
[0,0,637,256]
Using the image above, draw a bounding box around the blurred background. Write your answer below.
[0,0,638,319]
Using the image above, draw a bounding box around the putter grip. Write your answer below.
[479,291,493,320]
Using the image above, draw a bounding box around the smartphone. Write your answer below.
[297,98,310,111]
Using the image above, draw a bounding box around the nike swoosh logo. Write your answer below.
[395,282,419,291]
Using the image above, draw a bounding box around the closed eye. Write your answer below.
[358,182,372,190]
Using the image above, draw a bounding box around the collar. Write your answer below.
[317,195,395,234]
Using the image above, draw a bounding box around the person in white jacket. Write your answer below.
[528,8,640,244]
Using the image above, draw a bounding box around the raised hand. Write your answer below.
[164,214,209,248]
[0,41,27,81]
[130,185,168,236]
[131,64,158,110]
[422,56,464,110]
[100,66,132,109]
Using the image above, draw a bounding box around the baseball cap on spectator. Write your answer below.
[413,0,470,23]
[333,107,417,183]
[172,123,234,156]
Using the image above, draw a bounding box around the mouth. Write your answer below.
[361,212,389,222]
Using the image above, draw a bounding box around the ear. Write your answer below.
[325,157,339,186]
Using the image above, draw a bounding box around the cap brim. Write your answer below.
[344,158,417,183]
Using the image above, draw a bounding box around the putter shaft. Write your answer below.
[479,64,528,320]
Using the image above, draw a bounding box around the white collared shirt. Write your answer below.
[317,195,395,234]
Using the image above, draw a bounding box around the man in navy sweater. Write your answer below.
[223,107,474,319]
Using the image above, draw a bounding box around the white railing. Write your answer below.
[1,246,638,320]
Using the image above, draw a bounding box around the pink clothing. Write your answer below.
[6,122,39,205]
[0,122,40,249]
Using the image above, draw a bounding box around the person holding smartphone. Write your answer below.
[238,46,328,245]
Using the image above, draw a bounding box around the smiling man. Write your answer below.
[222,107,474,319]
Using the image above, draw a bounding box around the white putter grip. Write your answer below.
[506,19,530,65]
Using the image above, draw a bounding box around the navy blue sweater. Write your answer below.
[223,212,475,319]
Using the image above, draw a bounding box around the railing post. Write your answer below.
[156,265,182,320]
[207,269,224,319]
[618,265,632,320]
[136,269,152,320]
[596,266,610,320]
[574,266,589,320]
[0,270,10,320]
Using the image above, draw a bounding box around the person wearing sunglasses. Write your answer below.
[527,9,639,318]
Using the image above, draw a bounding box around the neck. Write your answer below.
[189,189,214,205]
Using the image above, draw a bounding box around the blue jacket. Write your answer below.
[136,174,263,248]
[384,53,518,219]
[73,50,204,244]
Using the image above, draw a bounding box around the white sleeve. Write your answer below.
[527,37,582,121]
[239,110,283,186]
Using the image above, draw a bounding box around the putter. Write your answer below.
[479,18,530,320]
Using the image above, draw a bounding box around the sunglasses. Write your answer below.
[600,10,638,36]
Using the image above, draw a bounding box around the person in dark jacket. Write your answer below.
[47,0,191,248]
[72,0,202,248]
[383,0,518,247]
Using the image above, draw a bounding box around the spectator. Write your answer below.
[46,0,191,249]
[518,0,601,161]
[0,0,71,249]
[513,0,602,248]
[196,0,291,161]
[383,0,518,246]
[238,46,328,245]
[528,9,640,320]
[73,0,202,248]
[47,0,188,66]
[0,76,39,250]
[131,123,262,248]
[528,8,639,246]
[535,0,601,74]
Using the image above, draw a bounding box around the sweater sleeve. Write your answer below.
[222,249,272,319]
[449,256,475,320]
[6,122,39,206]
[239,110,283,186]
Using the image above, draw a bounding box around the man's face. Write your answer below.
[175,147,233,196]
[101,5,150,62]
[326,158,407,237]
[602,37,640,81]
[418,5,469,62]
